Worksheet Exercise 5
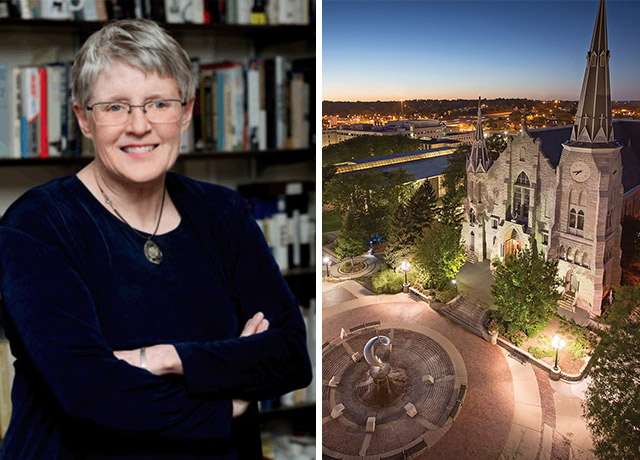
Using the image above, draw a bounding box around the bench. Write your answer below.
[509,348,529,365]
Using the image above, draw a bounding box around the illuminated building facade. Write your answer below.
[461,0,640,316]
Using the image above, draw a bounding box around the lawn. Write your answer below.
[322,208,342,233]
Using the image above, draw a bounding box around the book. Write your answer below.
[38,67,48,158]
[246,60,267,150]
[20,67,40,158]
[165,0,204,23]
[36,0,72,19]
[46,64,64,157]
[0,64,10,158]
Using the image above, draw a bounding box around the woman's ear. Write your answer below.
[73,102,94,139]
[181,98,195,133]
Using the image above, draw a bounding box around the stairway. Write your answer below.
[558,291,575,312]
[465,250,478,264]
[438,297,490,341]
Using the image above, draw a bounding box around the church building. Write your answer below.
[461,0,640,317]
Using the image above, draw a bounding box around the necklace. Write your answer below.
[95,179,166,265]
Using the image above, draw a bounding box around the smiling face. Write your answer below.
[74,61,194,188]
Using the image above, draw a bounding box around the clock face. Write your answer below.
[570,161,591,183]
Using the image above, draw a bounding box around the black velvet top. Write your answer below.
[0,173,312,459]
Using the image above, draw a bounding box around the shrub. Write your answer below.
[529,346,554,359]
[372,266,404,294]
[510,331,527,347]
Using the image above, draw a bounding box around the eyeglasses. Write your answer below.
[86,99,187,126]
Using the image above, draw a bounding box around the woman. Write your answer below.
[0,19,312,459]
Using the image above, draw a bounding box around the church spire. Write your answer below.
[468,97,492,173]
[571,0,614,144]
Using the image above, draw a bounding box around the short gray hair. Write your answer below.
[72,19,194,106]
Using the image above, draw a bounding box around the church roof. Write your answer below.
[528,120,640,194]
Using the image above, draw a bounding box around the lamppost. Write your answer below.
[401,261,410,293]
[552,335,566,371]
[323,257,332,278]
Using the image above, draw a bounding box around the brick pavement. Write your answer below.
[323,299,513,460]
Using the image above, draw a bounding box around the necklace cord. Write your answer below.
[95,179,166,240]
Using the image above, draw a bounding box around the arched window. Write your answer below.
[470,181,474,202]
[577,210,585,231]
[520,147,525,162]
[567,247,574,263]
[513,172,531,223]
[582,253,589,268]
[606,208,613,231]
[470,209,476,225]
[569,208,577,228]
[559,245,565,260]
[493,236,497,246]
[478,182,482,203]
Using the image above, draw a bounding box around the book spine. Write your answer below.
[21,67,39,158]
[46,65,63,157]
[0,64,9,158]
[38,67,48,158]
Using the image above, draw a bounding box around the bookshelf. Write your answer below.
[0,12,316,457]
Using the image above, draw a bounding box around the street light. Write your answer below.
[401,261,410,293]
[552,335,566,371]
[323,256,331,278]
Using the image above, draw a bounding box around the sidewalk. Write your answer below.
[321,282,596,459]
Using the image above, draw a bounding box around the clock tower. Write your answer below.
[553,0,622,315]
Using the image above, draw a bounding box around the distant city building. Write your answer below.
[462,0,640,317]
[322,119,463,147]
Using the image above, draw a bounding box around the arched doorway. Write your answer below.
[503,229,521,259]
[564,269,579,293]
[470,231,475,252]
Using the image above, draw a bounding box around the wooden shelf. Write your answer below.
[0,148,314,167]
[0,19,314,42]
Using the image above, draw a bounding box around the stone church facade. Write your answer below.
[461,0,640,317]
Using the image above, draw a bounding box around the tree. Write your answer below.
[439,190,464,228]
[442,145,469,196]
[334,213,369,266]
[322,135,423,167]
[323,168,413,239]
[406,180,438,237]
[583,318,640,460]
[621,215,640,269]
[604,285,640,329]
[491,247,562,336]
[486,133,507,159]
[413,221,466,290]
[384,204,414,269]
[509,110,522,124]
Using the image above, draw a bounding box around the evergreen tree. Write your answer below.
[334,212,369,266]
[491,248,562,336]
[406,180,438,237]
[439,189,465,229]
[584,318,640,460]
[384,204,414,269]
[442,145,469,196]
[413,221,466,290]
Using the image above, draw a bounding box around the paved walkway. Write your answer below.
[322,231,383,281]
[322,283,596,459]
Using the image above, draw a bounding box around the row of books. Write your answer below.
[0,63,80,159]
[182,57,312,154]
[0,55,313,158]
[238,182,315,272]
[0,0,311,25]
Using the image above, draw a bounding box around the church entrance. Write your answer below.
[503,229,521,259]
[470,231,475,252]
[564,269,579,293]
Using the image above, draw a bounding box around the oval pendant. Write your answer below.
[144,239,163,265]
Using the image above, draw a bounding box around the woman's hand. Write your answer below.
[232,311,269,418]
[113,311,269,417]
[114,344,183,376]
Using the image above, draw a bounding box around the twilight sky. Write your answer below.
[322,0,640,101]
